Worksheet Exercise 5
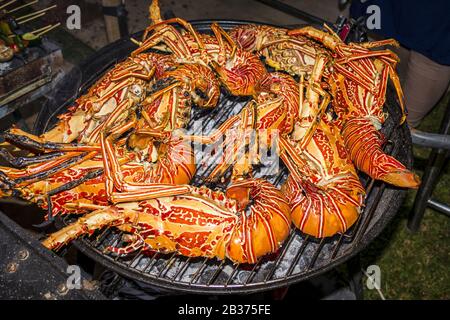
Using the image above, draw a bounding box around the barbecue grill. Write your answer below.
[31,21,413,295]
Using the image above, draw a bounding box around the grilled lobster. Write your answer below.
[42,179,291,264]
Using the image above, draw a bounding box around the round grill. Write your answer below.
[34,21,413,294]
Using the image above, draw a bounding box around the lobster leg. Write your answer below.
[205,105,254,182]
[109,65,156,82]
[0,152,82,179]
[288,26,341,50]
[107,236,145,255]
[90,79,133,106]
[132,18,205,59]
[231,101,258,181]
[12,151,98,187]
[278,136,308,182]
[211,22,237,59]
[5,127,48,144]
[300,84,330,150]
[0,129,132,182]
[335,50,399,65]
[0,130,104,183]
[258,38,314,56]
[292,55,331,150]
[134,128,172,140]
[142,81,183,132]
[109,185,193,204]
[387,63,406,123]
[3,110,136,178]
[142,18,205,50]
[106,226,146,255]
[332,62,376,93]
[85,99,134,143]
[333,48,377,85]
[358,38,399,49]
[100,132,192,204]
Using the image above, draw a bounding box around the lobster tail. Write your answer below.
[226,179,291,263]
[342,118,420,188]
[283,175,364,238]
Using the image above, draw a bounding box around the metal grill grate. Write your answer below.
[39,21,412,295]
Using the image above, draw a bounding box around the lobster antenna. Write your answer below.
[323,23,341,41]
[299,74,304,116]
[130,37,142,46]
[149,0,162,25]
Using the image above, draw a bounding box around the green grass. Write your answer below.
[361,93,450,300]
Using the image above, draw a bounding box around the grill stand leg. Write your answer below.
[408,102,450,233]
[407,150,448,232]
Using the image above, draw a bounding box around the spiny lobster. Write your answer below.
[42,179,291,264]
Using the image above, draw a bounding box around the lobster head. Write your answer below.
[166,64,221,109]
[211,48,267,97]
[229,25,261,52]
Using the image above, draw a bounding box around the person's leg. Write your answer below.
[393,45,411,83]
[402,51,450,128]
